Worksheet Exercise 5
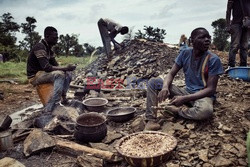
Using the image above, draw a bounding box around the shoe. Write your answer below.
[161,105,179,118]
[144,120,161,131]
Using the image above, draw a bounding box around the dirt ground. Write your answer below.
[0,83,39,116]
[0,50,249,167]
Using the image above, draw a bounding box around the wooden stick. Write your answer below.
[55,138,121,162]
[106,97,131,101]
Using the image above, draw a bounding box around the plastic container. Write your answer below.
[227,67,250,82]
[36,83,54,105]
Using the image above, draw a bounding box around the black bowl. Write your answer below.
[107,107,136,123]
[74,112,107,142]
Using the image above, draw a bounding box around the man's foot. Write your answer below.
[144,120,161,131]
[161,105,180,118]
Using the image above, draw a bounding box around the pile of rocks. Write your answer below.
[72,39,180,89]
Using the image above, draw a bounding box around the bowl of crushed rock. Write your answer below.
[82,97,108,112]
[116,131,177,167]
[106,107,136,123]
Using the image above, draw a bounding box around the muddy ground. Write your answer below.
[0,46,249,167]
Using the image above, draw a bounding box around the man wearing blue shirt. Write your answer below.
[144,27,224,131]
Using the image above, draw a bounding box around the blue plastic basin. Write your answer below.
[227,67,250,82]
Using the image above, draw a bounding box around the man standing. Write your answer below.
[97,18,128,60]
[144,28,224,131]
[27,26,76,112]
[226,0,250,67]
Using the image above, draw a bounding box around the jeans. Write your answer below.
[98,18,112,59]
[146,78,214,120]
[228,24,249,67]
[31,70,72,112]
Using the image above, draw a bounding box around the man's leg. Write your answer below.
[239,27,249,66]
[228,24,241,67]
[178,97,214,120]
[166,85,214,120]
[145,78,163,120]
[61,72,72,104]
[97,19,112,59]
[32,71,66,112]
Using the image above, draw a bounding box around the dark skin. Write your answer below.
[158,29,219,107]
[45,31,76,72]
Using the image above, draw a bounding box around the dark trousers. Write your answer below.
[228,24,249,67]
[97,19,112,59]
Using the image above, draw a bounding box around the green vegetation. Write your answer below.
[211,18,230,51]
[0,61,27,83]
[57,55,97,69]
[135,26,166,43]
[0,55,96,84]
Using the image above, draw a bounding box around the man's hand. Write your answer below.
[66,64,76,71]
[170,96,186,106]
[158,88,170,103]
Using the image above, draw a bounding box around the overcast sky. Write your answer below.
[0,0,228,47]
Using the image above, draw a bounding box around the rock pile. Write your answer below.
[72,39,180,88]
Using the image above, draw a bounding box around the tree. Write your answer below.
[72,44,85,57]
[20,16,41,50]
[135,26,166,43]
[58,34,79,56]
[0,13,20,46]
[211,18,230,51]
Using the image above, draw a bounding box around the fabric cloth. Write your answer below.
[175,48,224,94]
[30,70,72,112]
[146,78,214,121]
[97,18,123,57]
[27,39,58,79]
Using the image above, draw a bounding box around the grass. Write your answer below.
[0,55,97,84]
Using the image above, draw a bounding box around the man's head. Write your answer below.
[190,27,211,51]
[44,26,58,46]
[120,26,129,35]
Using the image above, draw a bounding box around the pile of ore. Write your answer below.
[72,39,180,88]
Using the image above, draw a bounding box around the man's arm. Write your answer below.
[38,56,76,72]
[158,63,181,102]
[170,75,219,106]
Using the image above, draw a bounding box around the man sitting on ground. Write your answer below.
[27,26,76,112]
[144,27,224,131]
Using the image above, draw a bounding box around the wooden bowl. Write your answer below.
[116,131,177,167]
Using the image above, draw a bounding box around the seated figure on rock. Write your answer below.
[27,26,76,112]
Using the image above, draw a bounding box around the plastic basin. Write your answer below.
[227,67,250,82]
